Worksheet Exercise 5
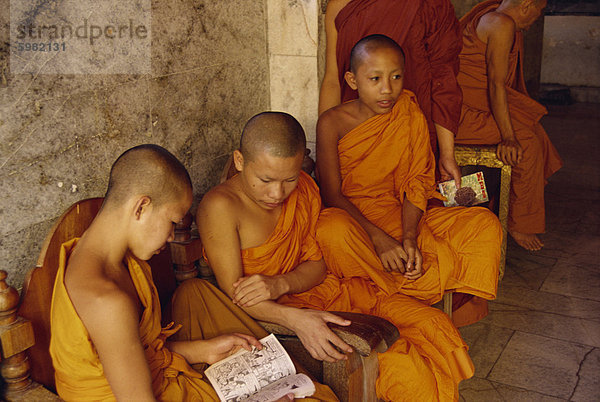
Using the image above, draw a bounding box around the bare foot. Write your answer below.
[509,230,544,251]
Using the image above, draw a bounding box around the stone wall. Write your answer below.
[0,1,270,288]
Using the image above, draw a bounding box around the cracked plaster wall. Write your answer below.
[1,1,270,288]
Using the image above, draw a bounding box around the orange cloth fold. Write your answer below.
[232,171,475,401]
[456,0,563,233]
[51,239,337,401]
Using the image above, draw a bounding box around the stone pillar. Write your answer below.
[267,0,320,153]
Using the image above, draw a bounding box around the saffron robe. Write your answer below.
[317,91,502,326]
[335,0,463,151]
[455,0,563,233]
[232,171,475,401]
[50,239,336,401]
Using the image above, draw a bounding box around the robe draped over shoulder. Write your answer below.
[335,0,463,150]
[50,238,216,401]
[456,0,563,233]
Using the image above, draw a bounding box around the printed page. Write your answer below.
[205,334,297,402]
[439,171,489,207]
[241,373,316,402]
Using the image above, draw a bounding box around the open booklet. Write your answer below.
[438,171,489,207]
[205,334,316,402]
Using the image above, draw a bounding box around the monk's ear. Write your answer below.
[344,71,358,91]
[233,150,245,172]
[133,196,152,221]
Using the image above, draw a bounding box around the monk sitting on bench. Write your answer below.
[315,35,503,330]
[198,111,478,401]
[49,144,325,401]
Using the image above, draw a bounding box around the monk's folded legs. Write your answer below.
[373,293,473,401]
[170,278,268,343]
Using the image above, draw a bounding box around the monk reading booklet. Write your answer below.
[205,334,314,402]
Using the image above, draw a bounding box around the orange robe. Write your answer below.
[456,0,563,234]
[233,170,475,401]
[317,90,502,326]
[335,0,463,152]
[50,239,335,401]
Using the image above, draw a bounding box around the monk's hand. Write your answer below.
[371,229,408,273]
[186,333,263,365]
[402,238,423,280]
[290,309,352,363]
[438,153,462,189]
[232,274,287,307]
[497,137,523,166]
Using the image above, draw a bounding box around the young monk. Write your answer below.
[198,111,478,401]
[455,0,562,251]
[319,0,463,185]
[49,144,301,401]
[316,34,503,328]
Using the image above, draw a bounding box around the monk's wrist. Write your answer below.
[275,274,291,297]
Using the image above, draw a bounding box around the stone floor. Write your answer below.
[458,102,600,401]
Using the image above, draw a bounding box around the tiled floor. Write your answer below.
[458,103,600,401]
[12,105,592,401]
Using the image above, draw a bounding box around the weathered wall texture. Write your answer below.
[0,1,269,288]
[541,16,600,88]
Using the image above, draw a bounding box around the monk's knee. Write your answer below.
[376,339,439,401]
[171,278,214,314]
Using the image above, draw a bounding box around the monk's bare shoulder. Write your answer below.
[64,246,139,330]
[318,101,362,141]
[197,180,244,227]
[477,11,516,44]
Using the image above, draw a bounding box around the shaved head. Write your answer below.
[349,34,405,73]
[104,144,192,208]
[239,112,306,162]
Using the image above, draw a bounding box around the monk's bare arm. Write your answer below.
[318,0,349,115]
[167,333,262,365]
[401,197,424,279]
[316,111,409,273]
[232,259,326,307]
[70,280,156,401]
[424,0,463,186]
[480,13,523,166]
[197,190,352,362]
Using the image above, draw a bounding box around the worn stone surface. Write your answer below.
[541,16,600,88]
[0,0,269,288]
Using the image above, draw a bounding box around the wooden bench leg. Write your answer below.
[498,165,511,280]
[443,292,453,318]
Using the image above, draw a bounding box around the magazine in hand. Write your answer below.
[205,334,315,402]
[438,171,489,207]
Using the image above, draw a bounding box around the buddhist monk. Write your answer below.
[455,0,562,251]
[198,111,478,401]
[316,34,502,329]
[320,0,464,186]
[49,144,301,401]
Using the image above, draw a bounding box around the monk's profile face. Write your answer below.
[129,190,192,260]
[345,47,404,117]
[234,149,304,210]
